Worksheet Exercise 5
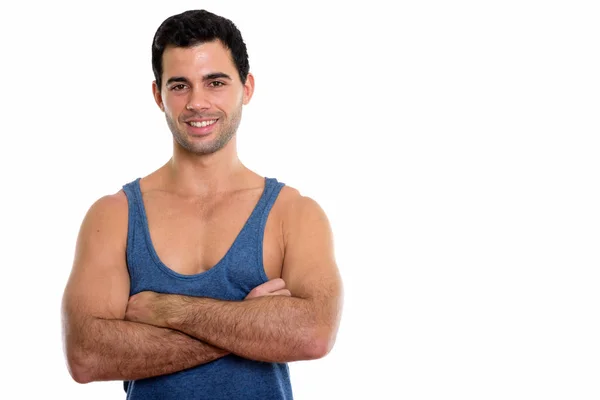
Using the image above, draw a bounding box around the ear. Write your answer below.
[152,81,165,111]
[242,73,255,105]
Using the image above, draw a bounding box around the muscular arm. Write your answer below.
[126,192,344,363]
[64,315,228,383]
[62,192,227,384]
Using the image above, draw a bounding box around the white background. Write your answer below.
[1,1,599,399]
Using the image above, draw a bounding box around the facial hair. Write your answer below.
[166,101,243,156]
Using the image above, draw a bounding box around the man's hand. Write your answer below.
[124,279,291,328]
[124,291,170,327]
[245,278,291,299]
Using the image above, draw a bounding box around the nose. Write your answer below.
[186,87,211,111]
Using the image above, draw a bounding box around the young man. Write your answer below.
[61,9,343,400]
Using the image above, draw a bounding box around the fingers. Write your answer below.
[246,288,291,299]
[266,289,291,297]
[257,278,286,293]
[245,278,290,299]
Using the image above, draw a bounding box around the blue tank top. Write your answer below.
[121,176,293,400]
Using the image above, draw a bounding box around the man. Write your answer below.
[61,9,343,400]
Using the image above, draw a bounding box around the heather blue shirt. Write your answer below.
[121,177,292,400]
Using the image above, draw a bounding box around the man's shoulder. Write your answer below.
[95,189,128,209]
[276,184,301,203]
[83,190,129,226]
[276,184,305,212]
[275,184,329,228]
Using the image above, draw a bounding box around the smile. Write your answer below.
[188,120,217,128]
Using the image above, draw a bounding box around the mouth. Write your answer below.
[185,118,218,136]
[187,119,218,128]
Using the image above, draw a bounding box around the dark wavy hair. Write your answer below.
[151,10,250,90]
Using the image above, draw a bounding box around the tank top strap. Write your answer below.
[121,178,146,279]
[122,178,143,217]
[247,177,285,232]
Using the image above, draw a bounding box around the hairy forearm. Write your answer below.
[165,296,324,363]
[66,316,228,383]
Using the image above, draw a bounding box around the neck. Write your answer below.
[163,136,247,196]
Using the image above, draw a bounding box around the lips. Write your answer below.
[188,119,217,128]
[185,118,219,136]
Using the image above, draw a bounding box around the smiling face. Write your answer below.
[152,40,254,155]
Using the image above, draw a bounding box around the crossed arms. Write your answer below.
[61,189,343,384]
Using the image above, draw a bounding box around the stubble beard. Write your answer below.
[167,105,243,156]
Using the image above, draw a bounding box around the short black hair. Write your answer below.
[152,10,250,90]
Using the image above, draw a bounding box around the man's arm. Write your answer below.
[125,191,344,363]
[62,192,228,384]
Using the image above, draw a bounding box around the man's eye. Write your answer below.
[209,81,225,88]
[171,84,187,91]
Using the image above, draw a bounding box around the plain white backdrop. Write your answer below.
[1,0,599,399]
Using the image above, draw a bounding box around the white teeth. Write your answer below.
[189,120,217,128]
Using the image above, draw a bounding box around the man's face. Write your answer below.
[153,40,254,155]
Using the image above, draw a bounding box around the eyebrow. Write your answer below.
[165,73,233,86]
[204,72,232,81]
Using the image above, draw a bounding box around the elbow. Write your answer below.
[65,347,95,384]
[303,328,337,360]
[70,369,93,385]
[305,339,331,360]
[68,361,93,384]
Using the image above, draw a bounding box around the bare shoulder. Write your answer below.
[81,190,129,230]
[277,185,328,214]
[276,185,332,246]
[87,189,128,214]
[73,189,130,268]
